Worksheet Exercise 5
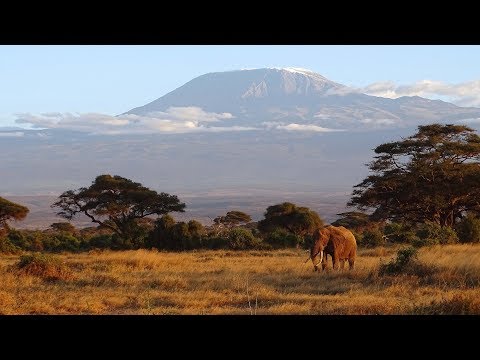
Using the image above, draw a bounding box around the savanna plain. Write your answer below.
[1,245,479,315]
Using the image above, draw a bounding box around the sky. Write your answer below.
[1,45,480,127]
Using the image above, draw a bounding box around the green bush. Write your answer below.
[379,247,418,275]
[265,228,303,248]
[379,246,436,277]
[383,222,418,243]
[0,237,20,254]
[201,235,229,249]
[43,233,82,252]
[227,228,264,250]
[415,222,458,246]
[361,228,385,247]
[456,215,480,243]
[7,229,45,251]
[15,253,73,281]
[88,234,115,249]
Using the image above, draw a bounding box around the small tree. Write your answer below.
[258,202,324,238]
[214,211,252,227]
[52,174,185,242]
[50,222,77,234]
[0,196,29,232]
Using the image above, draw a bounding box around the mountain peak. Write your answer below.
[123,68,480,129]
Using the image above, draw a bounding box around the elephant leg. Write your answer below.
[332,253,339,270]
[322,254,328,271]
[340,259,345,270]
[348,258,355,270]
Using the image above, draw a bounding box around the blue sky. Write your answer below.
[1,45,480,127]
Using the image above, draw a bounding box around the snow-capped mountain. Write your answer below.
[124,68,480,129]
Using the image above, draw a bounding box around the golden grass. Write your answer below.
[1,245,479,314]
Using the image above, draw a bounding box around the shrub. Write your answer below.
[415,222,458,246]
[7,229,45,251]
[379,246,435,277]
[15,253,73,281]
[227,228,264,250]
[201,235,229,250]
[384,222,419,243]
[456,215,480,243]
[43,233,82,252]
[265,228,303,248]
[379,247,418,275]
[0,237,20,254]
[361,228,385,247]
[88,234,115,249]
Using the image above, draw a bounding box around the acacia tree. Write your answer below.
[331,211,377,231]
[258,202,324,236]
[52,174,186,240]
[349,124,480,227]
[214,211,252,227]
[0,197,29,231]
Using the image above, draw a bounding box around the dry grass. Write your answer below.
[0,245,479,314]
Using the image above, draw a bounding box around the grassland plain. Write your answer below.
[1,245,479,315]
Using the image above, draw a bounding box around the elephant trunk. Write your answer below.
[311,249,324,272]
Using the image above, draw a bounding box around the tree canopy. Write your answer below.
[258,202,324,236]
[349,124,480,227]
[50,222,77,233]
[0,197,29,229]
[331,211,375,231]
[52,174,185,240]
[214,211,252,227]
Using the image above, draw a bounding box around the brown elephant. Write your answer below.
[309,225,357,271]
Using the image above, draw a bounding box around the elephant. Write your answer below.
[309,225,357,271]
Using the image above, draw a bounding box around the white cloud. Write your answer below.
[362,79,480,107]
[276,123,341,132]
[0,131,24,137]
[14,107,255,135]
[360,118,396,125]
[458,118,480,124]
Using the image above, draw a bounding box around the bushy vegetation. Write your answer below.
[379,246,436,277]
[414,222,459,247]
[360,228,385,248]
[264,228,303,249]
[379,246,419,275]
[456,215,480,244]
[14,253,73,281]
[3,150,480,255]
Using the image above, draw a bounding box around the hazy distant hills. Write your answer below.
[125,68,480,129]
[3,68,480,227]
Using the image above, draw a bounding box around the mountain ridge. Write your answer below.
[123,68,480,130]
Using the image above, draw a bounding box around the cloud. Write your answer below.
[458,117,480,124]
[275,123,342,132]
[14,107,255,135]
[359,118,397,125]
[0,131,24,137]
[362,80,480,107]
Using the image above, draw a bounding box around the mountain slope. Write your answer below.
[124,68,480,129]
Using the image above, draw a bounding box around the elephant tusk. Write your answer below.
[319,250,324,264]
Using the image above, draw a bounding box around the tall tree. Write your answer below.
[0,196,29,230]
[349,124,480,227]
[258,202,324,236]
[52,174,185,240]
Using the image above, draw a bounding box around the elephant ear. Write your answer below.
[320,226,332,247]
